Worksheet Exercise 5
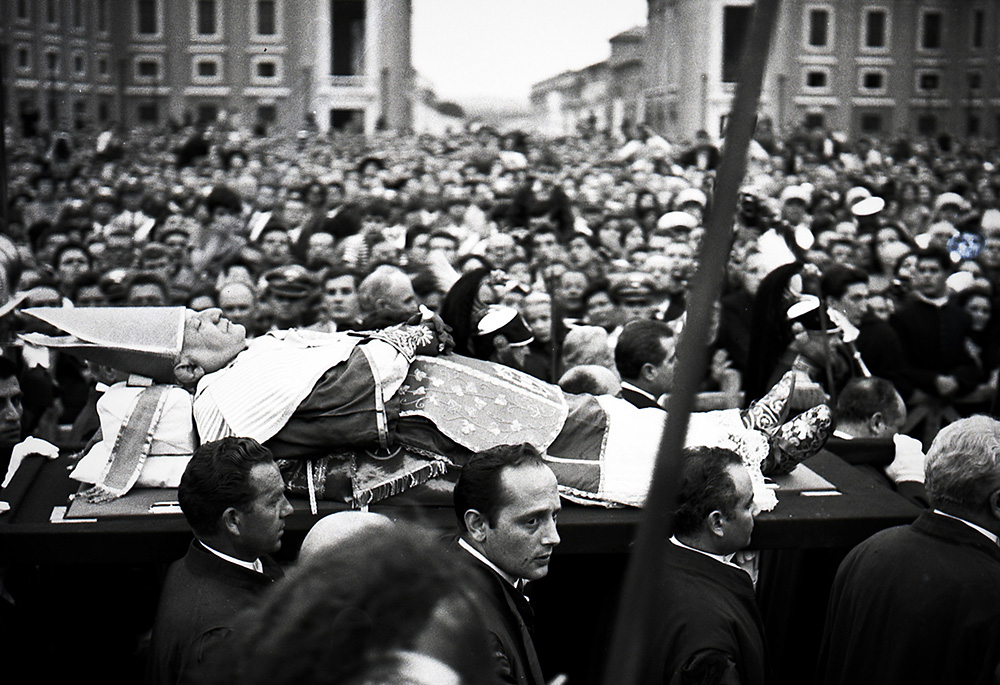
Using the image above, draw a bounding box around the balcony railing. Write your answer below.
[328,74,368,88]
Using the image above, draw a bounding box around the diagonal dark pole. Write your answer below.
[600,2,782,683]
[0,45,8,230]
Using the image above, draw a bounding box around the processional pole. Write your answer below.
[600,1,783,683]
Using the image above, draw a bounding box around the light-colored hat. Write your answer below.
[20,307,186,383]
[475,306,534,347]
[844,186,872,208]
[657,210,699,231]
[674,187,708,208]
[610,273,655,304]
[981,208,1000,231]
[934,192,969,212]
[779,184,811,205]
[851,196,885,217]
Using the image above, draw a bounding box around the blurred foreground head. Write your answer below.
[205,521,494,685]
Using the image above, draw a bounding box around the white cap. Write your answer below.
[780,185,811,205]
[934,192,969,212]
[844,186,872,208]
[946,271,976,294]
[982,208,1000,232]
[657,210,699,231]
[674,187,708,208]
[851,196,885,217]
[476,306,534,347]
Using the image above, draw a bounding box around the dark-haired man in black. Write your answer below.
[454,443,561,685]
[0,357,24,481]
[642,446,766,685]
[615,319,677,409]
[889,246,979,429]
[147,437,292,685]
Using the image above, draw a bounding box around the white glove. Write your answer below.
[884,434,925,484]
[2,436,60,489]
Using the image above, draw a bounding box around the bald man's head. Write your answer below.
[357,265,418,320]
[298,511,394,565]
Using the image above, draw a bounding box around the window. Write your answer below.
[860,113,883,134]
[251,55,282,83]
[258,104,277,123]
[722,5,753,83]
[968,113,981,136]
[137,0,158,34]
[918,72,940,92]
[862,71,884,90]
[331,0,365,75]
[803,113,825,130]
[921,11,942,50]
[46,0,57,24]
[257,0,276,35]
[917,114,937,136]
[972,10,984,48]
[16,0,29,19]
[97,57,109,76]
[137,102,159,124]
[197,104,219,124]
[74,100,86,129]
[72,0,84,28]
[257,61,277,78]
[197,60,218,77]
[192,56,223,82]
[97,0,108,31]
[808,9,830,48]
[137,59,159,78]
[17,48,30,69]
[806,71,827,88]
[864,9,887,48]
[969,71,983,91]
[73,54,85,75]
[46,51,58,73]
[98,100,110,123]
[196,0,217,35]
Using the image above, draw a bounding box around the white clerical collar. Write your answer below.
[832,429,854,440]
[458,537,524,590]
[932,510,1000,547]
[621,381,657,403]
[670,535,739,570]
[915,291,949,308]
[199,540,264,573]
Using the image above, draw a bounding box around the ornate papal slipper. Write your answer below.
[741,370,796,434]
[761,404,833,476]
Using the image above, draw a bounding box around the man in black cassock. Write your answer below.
[641,446,767,685]
[819,415,1000,685]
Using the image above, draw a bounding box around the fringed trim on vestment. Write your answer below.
[352,458,448,508]
[77,482,121,504]
[556,485,626,509]
[394,443,459,468]
[307,459,318,516]
[83,384,171,502]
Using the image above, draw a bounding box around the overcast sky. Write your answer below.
[411,0,648,105]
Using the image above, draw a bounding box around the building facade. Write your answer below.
[644,0,1000,142]
[1,0,413,137]
[530,26,645,137]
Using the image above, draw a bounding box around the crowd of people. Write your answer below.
[3,119,1000,683]
[4,122,1000,445]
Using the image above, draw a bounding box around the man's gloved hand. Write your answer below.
[2,436,60,489]
[884,434,925,484]
[409,306,455,357]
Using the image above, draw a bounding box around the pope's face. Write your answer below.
[180,308,247,375]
